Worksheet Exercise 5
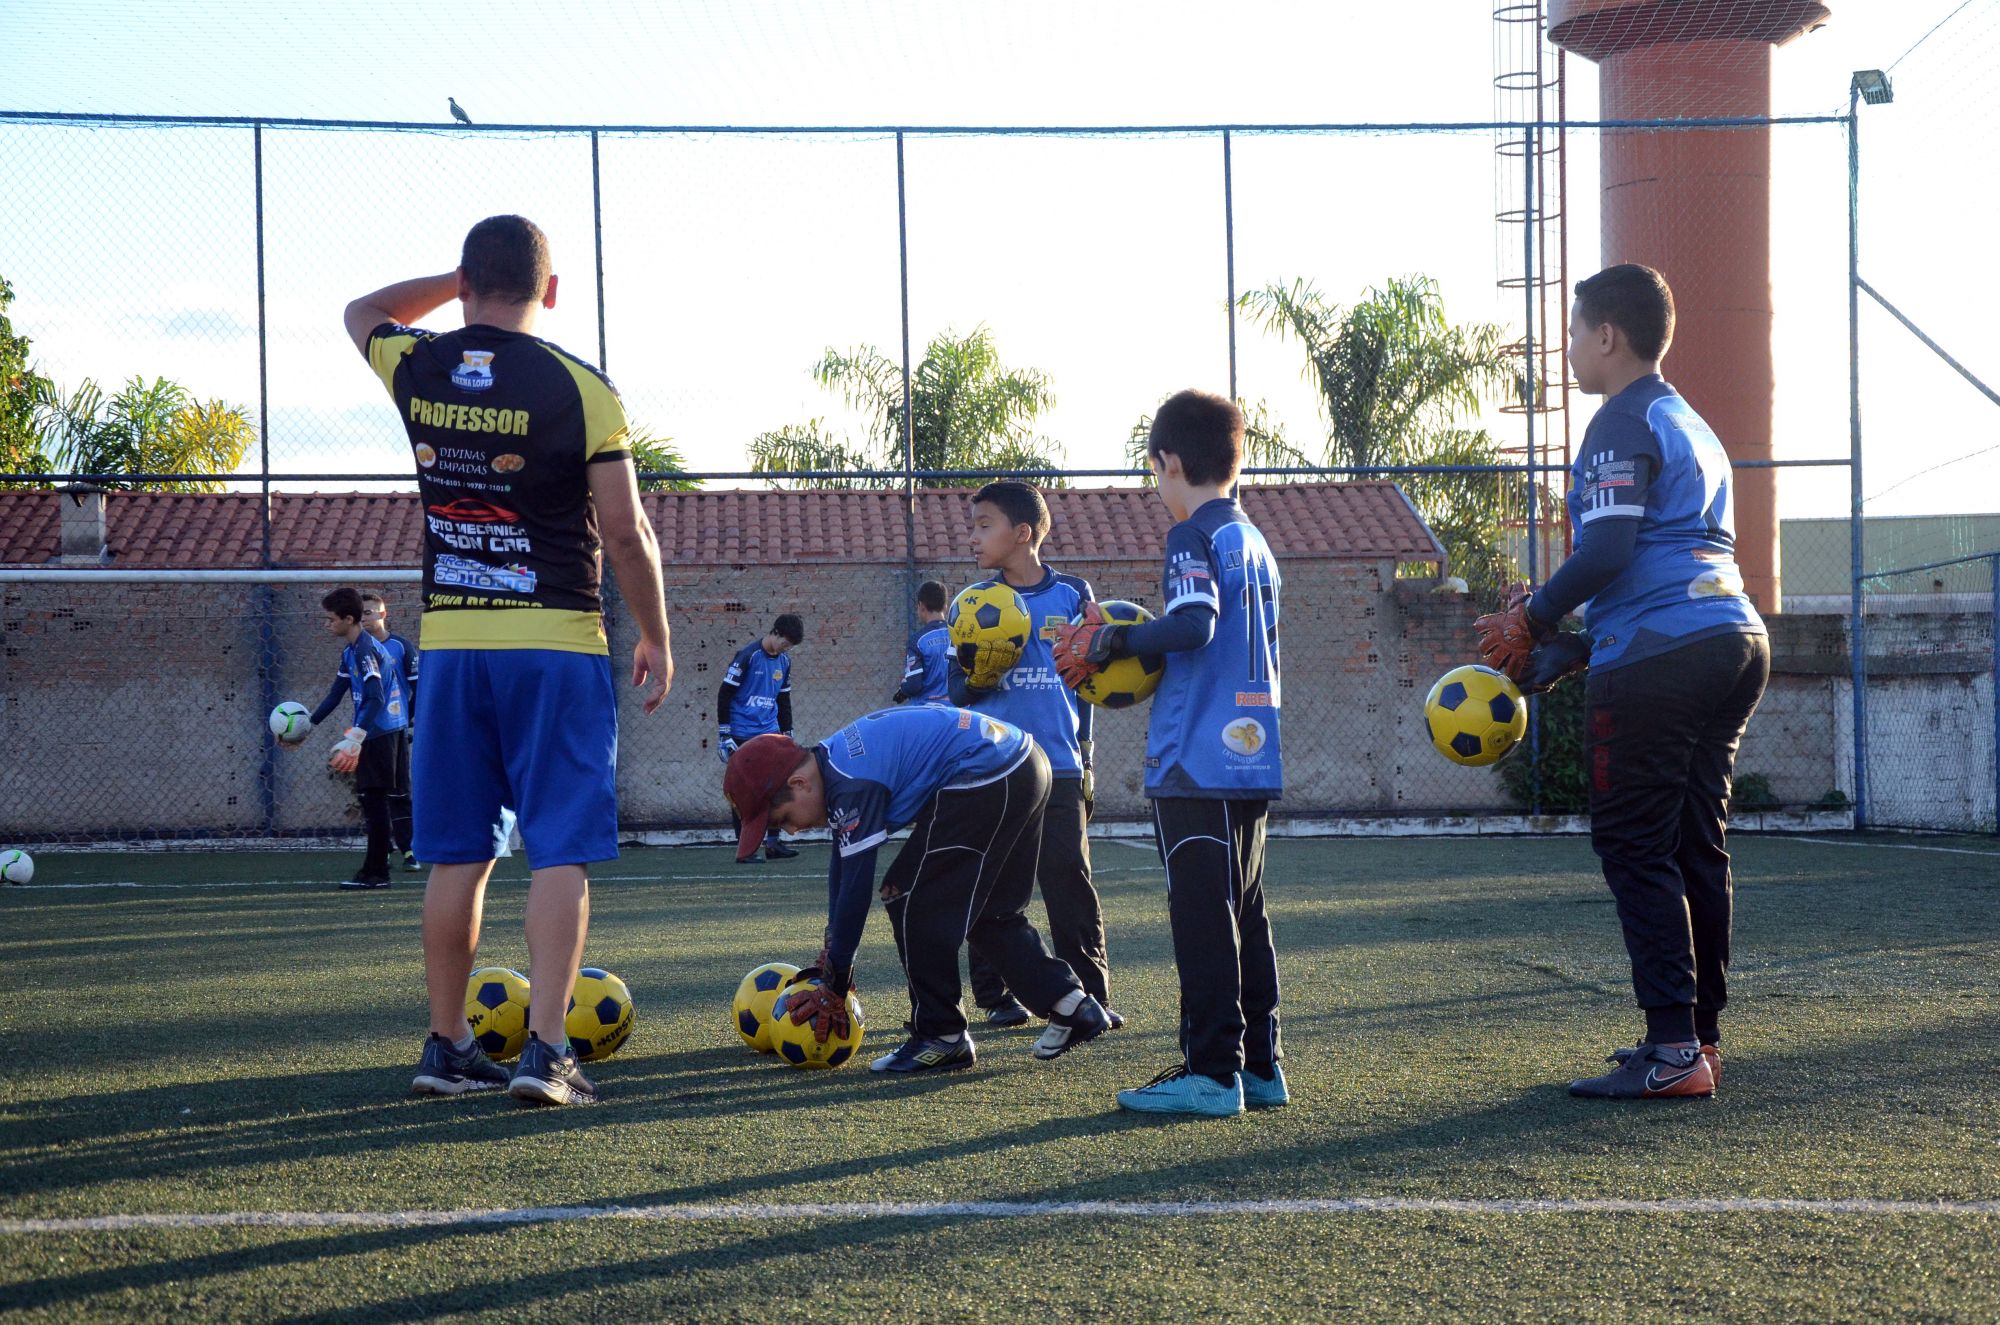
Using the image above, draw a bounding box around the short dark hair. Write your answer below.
[1574,263,1675,361]
[973,480,1051,547]
[461,215,552,305]
[772,613,805,644]
[322,587,364,622]
[359,589,387,607]
[916,580,947,612]
[1147,390,1243,488]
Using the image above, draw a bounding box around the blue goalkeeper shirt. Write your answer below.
[721,639,793,738]
[1145,498,1282,799]
[1566,375,1765,670]
[340,631,409,737]
[816,705,1034,973]
[950,567,1094,778]
[897,622,951,704]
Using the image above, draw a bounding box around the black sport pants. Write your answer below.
[1152,796,1281,1082]
[1586,630,1769,1043]
[881,745,1084,1039]
[355,731,410,875]
[967,775,1110,1008]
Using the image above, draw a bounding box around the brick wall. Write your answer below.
[2,574,1989,841]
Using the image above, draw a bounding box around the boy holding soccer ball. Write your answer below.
[1476,264,1767,1100]
[950,480,1116,1038]
[722,707,1112,1075]
[1052,390,1286,1118]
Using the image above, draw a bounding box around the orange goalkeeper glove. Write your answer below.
[328,727,366,775]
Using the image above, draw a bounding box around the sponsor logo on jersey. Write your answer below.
[844,728,867,759]
[1039,613,1066,641]
[433,554,537,595]
[957,709,974,729]
[451,350,496,392]
[1221,718,1267,757]
[1688,567,1745,599]
[492,453,526,473]
[1234,691,1272,707]
[982,718,1008,743]
[427,498,520,524]
[414,443,437,468]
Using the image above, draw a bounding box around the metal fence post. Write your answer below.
[1223,130,1237,404]
[252,121,279,836]
[592,129,608,371]
[1522,119,1543,815]
[897,132,917,618]
[1991,553,1998,835]
[1847,91,1869,830]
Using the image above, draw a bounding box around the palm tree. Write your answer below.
[33,376,254,494]
[624,425,701,492]
[1,276,54,488]
[1237,275,1527,601]
[1124,398,1311,478]
[750,326,1064,488]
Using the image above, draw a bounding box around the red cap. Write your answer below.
[723,734,812,862]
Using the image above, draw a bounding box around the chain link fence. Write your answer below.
[0,105,1975,845]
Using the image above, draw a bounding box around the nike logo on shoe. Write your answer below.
[1643,1063,1705,1094]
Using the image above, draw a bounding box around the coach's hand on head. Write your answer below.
[587,443,675,715]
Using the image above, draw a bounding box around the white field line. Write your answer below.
[1793,837,2000,858]
[4,1196,1997,1234]
[5,867,1164,892]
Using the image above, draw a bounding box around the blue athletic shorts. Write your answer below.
[412,649,619,870]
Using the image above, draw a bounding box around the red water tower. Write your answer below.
[1548,0,1830,615]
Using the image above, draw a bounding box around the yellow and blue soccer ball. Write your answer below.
[0,849,33,886]
[947,581,1032,686]
[565,967,635,1062]
[465,966,531,1061]
[768,979,865,1069]
[733,961,802,1052]
[1424,664,1528,767]
[1074,600,1165,709]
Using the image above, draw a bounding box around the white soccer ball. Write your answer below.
[0,849,33,885]
[269,701,312,741]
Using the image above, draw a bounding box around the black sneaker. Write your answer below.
[983,998,1031,1028]
[764,840,800,861]
[508,1032,599,1106]
[870,1033,976,1074]
[1032,993,1112,1060]
[1569,1041,1715,1099]
[410,1032,510,1096]
[402,851,423,873]
[1104,1006,1125,1030]
[339,872,391,891]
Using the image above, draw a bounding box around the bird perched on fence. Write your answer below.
[449,97,472,125]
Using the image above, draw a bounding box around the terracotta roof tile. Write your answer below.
[0,482,1443,569]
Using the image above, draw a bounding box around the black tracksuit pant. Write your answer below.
[967,775,1110,1009]
[1151,796,1281,1082]
[881,746,1085,1039]
[1586,630,1769,1045]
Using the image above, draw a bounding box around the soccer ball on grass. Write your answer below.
[0,849,33,886]
[565,967,635,1062]
[768,978,865,1069]
[733,961,802,1052]
[465,966,531,1061]
[1423,664,1527,767]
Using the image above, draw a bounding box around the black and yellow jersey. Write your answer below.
[368,322,631,654]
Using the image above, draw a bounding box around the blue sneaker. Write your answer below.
[1241,1063,1291,1109]
[1032,993,1111,1060]
[508,1032,599,1106]
[870,1034,976,1074]
[1116,1065,1245,1117]
[410,1032,510,1096]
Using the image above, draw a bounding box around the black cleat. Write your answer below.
[1612,1041,1721,1087]
[410,1033,510,1095]
[983,998,1031,1028]
[1033,994,1111,1060]
[402,851,423,873]
[870,1034,976,1074]
[339,871,391,891]
[508,1032,599,1106]
[763,841,800,861]
[1104,1006,1125,1030]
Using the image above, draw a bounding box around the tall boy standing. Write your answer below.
[1477,263,1767,1100]
[951,480,1115,1038]
[1055,390,1286,1118]
[722,708,1111,1074]
[719,614,804,862]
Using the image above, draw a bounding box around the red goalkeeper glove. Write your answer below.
[1473,583,1555,683]
[784,977,855,1046]
[1051,602,1119,690]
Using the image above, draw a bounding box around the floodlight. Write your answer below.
[1851,69,1893,106]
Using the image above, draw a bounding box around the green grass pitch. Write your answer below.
[2,833,1996,1321]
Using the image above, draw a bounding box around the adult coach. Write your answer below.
[1478,263,1768,1100]
[343,214,674,1107]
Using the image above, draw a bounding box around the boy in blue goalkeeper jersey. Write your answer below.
[361,590,421,872]
[722,708,1112,1075]
[1055,390,1285,1118]
[949,481,1115,1035]
[892,580,952,706]
[718,613,804,862]
[1478,264,1767,1102]
[285,587,411,890]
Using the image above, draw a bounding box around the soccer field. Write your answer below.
[2,833,1996,1322]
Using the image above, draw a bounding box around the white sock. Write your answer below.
[1053,989,1084,1016]
[451,1033,476,1053]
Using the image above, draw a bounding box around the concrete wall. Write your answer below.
[2,575,1991,841]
